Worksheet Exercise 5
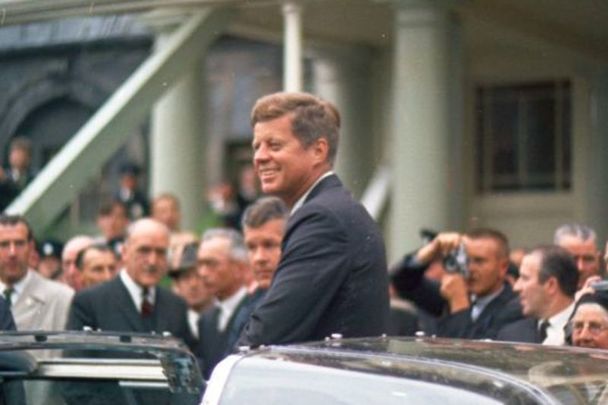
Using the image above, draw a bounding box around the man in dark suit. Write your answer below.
[497,245,578,345]
[237,92,389,348]
[225,197,289,353]
[115,163,149,220]
[196,228,249,378]
[391,229,523,339]
[0,137,36,211]
[67,218,193,350]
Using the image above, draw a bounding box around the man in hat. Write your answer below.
[36,239,64,281]
[169,241,213,338]
[571,291,608,350]
[115,163,149,220]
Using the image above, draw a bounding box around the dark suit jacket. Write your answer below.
[391,254,524,339]
[197,294,250,379]
[66,276,193,349]
[438,284,523,339]
[224,289,266,355]
[238,174,390,347]
[496,318,541,344]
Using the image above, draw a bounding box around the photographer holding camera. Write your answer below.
[390,228,523,339]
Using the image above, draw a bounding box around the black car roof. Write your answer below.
[0,330,203,393]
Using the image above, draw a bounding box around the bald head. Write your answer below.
[126,218,169,241]
[122,218,170,288]
[63,235,95,290]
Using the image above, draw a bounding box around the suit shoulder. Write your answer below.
[157,287,187,307]
[29,271,74,299]
[72,278,119,301]
[496,317,537,340]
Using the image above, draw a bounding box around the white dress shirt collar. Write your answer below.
[0,269,32,306]
[542,301,575,346]
[290,171,334,216]
[470,285,504,321]
[217,286,247,332]
[119,270,156,313]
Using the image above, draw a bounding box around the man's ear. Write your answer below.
[498,258,510,278]
[311,138,329,165]
[544,276,559,294]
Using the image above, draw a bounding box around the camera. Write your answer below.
[591,280,608,291]
[443,242,469,278]
[419,229,469,278]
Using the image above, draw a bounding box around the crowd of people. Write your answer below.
[390,223,608,350]
[1,91,607,385]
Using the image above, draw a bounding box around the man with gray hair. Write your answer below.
[196,228,249,379]
[554,224,601,288]
[67,218,193,349]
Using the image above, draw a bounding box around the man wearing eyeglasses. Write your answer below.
[554,224,602,289]
[570,291,608,349]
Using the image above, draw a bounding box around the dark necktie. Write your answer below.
[141,288,153,317]
[3,288,14,307]
[538,320,550,343]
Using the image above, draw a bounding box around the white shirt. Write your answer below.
[217,287,247,332]
[542,301,575,346]
[0,270,32,306]
[119,270,156,313]
[188,309,201,338]
[290,171,334,216]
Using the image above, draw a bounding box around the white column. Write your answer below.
[151,33,206,232]
[283,1,303,91]
[312,47,373,198]
[583,72,608,243]
[389,0,460,257]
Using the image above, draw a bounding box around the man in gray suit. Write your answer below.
[67,218,194,350]
[0,214,74,331]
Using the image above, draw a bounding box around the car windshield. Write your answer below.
[0,378,198,405]
[215,357,548,405]
[0,334,203,405]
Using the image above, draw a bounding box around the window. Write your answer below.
[475,81,571,192]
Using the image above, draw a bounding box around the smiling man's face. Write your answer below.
[252,114,322,208]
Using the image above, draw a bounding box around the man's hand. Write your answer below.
[415,232,462,265]
[575,275,602,302]
[440,273,470,313]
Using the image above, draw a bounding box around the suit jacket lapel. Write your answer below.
[303,174,340,205]
[153,289,171,332]
[224,295,249,336]
[13,271,46,328]
[113,278,145,332]
[201,308,222,355]
[471,284,513,334]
